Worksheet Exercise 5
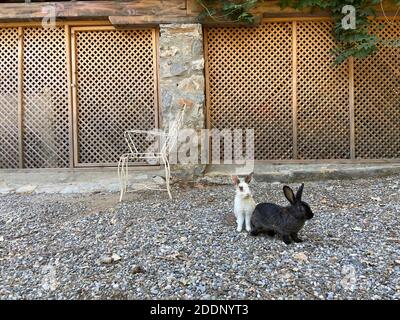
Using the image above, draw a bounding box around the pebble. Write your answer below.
[99,256,113,264]
[151,287,159,295]
[293,252,309,263]
[0,175,399,299]
[131,265,145,274]
[111,254,122,262]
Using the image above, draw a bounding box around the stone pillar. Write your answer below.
[159,24,206,179]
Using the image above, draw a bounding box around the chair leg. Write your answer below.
[124,156,129,195]
[118,157,126,202]
[163,156,172,200]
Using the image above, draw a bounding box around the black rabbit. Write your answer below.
[250,183,314,245]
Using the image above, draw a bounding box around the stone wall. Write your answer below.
[159,24,206,179]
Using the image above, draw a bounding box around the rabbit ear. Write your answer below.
[296,183,304,201]
[244,173,253,184]
[231,175,240,185]
[283,186,295,205]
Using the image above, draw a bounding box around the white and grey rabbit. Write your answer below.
[250,183,314,244]
[232,173,256,232]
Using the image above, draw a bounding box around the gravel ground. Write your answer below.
[0,175,399,300]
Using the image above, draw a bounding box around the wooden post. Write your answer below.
[65,25,74,168]
[17,26,24,168]
[292,21,298,159]
[203,27,212,164]
[70,28,79,167]
[349,57,355,159]
[153,28,160,131]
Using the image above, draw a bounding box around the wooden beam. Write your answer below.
[263,11,331,18]
[2,0,397,23]
[185,0,323,16]
[255,0,400,17]
[186,0,202,16]
[186,0,400,18]
[110,14,262,28]
[0,20,112,28]
[110,15,197,27]
[262,10,400,19]
[201,15,262,26]
[0,1,187,22]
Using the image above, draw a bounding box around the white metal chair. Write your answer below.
[118,105,186,202]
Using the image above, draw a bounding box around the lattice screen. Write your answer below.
[23,27,69,168]
[354,20,400,159]
[74,29,157,165]
[0,28,19,169]
[206,21,400,161]
[206,23,294,161]
[1,21,399,169]
[296,21,350,159]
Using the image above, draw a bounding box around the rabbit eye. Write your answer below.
[239,186,243,192]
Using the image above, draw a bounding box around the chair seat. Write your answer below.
[120,152,165,160]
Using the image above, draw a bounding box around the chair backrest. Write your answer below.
[161,104,186,155]
[122,104,186,156]
[124,131,142,155]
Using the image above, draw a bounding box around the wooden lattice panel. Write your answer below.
[74,28,157,165]
[296,21,350,159]
[23,27,69,168]
[0,28,19,169]
[206,23,294,160]
[354,20,400,159]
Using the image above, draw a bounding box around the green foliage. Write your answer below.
[280,0,384,64]
[197,0,400,64]
[196,0,259,24]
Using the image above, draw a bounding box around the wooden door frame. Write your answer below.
[69,25,160,167]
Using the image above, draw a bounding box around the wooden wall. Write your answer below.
[0,0,399,24]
